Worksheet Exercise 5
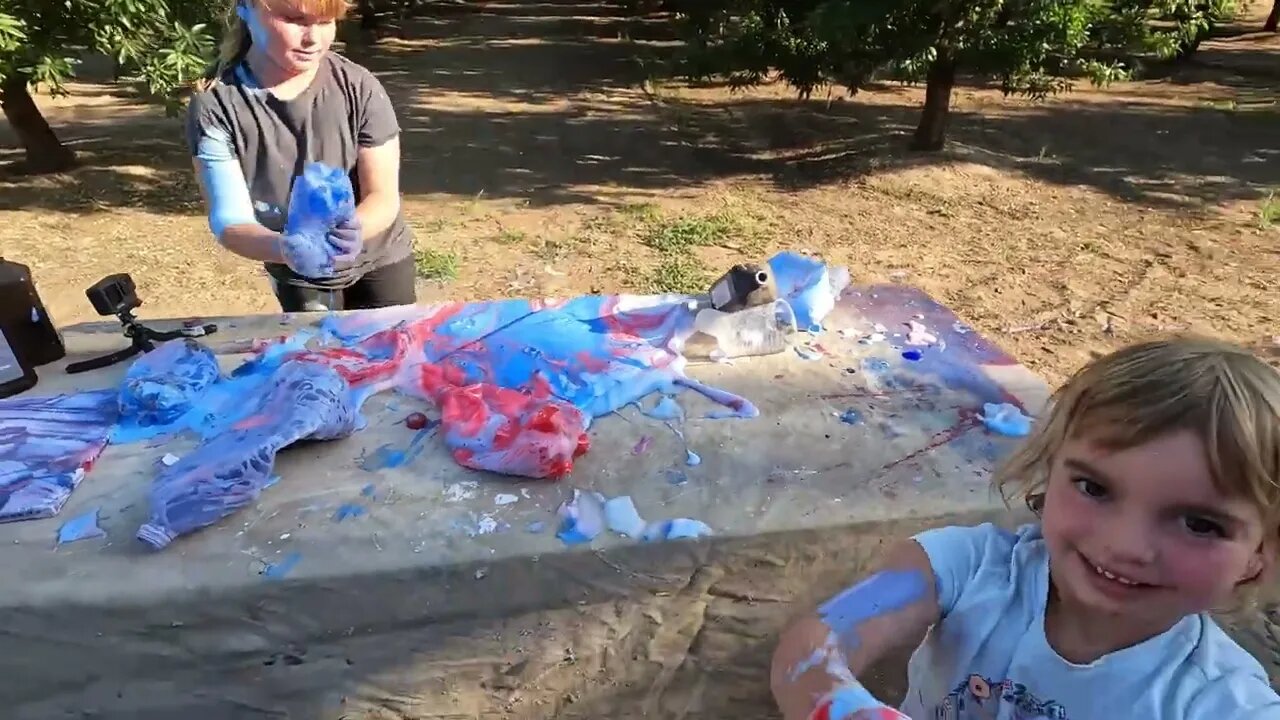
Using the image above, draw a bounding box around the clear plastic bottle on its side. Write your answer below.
[685,299,798,360]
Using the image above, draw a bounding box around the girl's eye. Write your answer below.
[1071,477,1107,499]
[1183,515,1227,539]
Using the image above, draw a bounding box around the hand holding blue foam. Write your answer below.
[327,215,363,264]
[279,162,359,277]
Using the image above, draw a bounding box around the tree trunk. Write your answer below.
[0,74,76,174]
[358,0,379,30]
[1265,0,1278,32]
[910,50,957,152]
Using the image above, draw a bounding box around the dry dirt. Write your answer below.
[2,0,1279,699]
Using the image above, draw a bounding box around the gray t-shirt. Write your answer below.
[186,52,411,290]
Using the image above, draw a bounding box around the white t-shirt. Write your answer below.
[900,522,1280,719]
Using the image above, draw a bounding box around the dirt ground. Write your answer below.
[2,0,1280,697]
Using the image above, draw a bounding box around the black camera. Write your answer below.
[65,273,217,375]
[85,273,141,318]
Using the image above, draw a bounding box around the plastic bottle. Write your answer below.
[686,299,798,359]
[0,327,37,398]
[0,257,65,367]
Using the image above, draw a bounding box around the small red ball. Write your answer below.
[405,412,428,430]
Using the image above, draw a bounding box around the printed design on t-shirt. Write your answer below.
[930,674,1068,720]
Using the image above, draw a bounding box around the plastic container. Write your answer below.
[0,327,37,398]
[0,257,65,367]
[685,299,798,360]
[708,262,778,313]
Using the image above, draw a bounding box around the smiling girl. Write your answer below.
[187,0,415,312]
[773,337,1280,719]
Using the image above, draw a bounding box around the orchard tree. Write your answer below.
[673,0,1237,151]
[0,1,214,173]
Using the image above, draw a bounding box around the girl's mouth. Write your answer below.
[1077,550,1157,599]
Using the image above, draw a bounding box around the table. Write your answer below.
[2,284,1047,719]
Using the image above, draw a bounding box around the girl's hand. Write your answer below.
[279,232,334,278]
[327,216,363,264]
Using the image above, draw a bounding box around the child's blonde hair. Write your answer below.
[995,337,1280,532]
[203,0,350,85]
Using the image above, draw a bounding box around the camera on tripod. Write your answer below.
[66,273,218,375]
[85,273,142,318]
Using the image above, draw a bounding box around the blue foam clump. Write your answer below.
[282,162,356,277]
[981,402,1033,437]
[768,251,839,331]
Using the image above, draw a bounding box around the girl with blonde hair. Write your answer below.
[188,0,415,312]
[772,337,1280,719]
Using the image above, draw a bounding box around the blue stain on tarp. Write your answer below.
[839,409,862,425]
[847,284,1018,405]
[57,507,106,545]
[333,503,366,522]
[361,483,376,498]
[359,420,439,471]
[645,395,684,421]
[262,552,302,580]
[862,357,890,374]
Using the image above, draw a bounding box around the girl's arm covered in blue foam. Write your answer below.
[771,540,940,720]
[191,126,286,264]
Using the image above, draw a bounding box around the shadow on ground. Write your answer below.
[0,0,1275,215]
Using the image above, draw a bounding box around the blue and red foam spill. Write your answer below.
[0,252,847,548]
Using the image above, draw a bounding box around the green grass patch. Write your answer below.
[641,213,737,253]
[1261,190,1280,230]
[495,228,527,245]
[648,254,710,294]
[619,201,662,224]
[413,247,459,281]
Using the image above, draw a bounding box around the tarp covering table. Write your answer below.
[1,284,1047,719]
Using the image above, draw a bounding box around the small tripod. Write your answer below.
[65,274,219,375]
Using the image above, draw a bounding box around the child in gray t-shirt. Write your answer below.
[188,0,415,312]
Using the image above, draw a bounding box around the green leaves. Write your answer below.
[0,0,216,103]
[672,0,1238,119]
[0,12,29,82]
